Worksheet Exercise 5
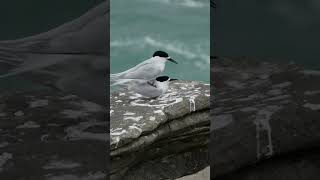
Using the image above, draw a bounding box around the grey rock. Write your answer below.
[212,57,320,179]
[175,166,210,180]
[111,80,210,179]
[0,90,107,179]
[215,149,320,180]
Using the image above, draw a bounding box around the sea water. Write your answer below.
[110,0,210,83]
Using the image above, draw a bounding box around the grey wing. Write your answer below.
[0,1,109,78]
[121,62,161,80]
[129,80,162,97]
[147,79,157,88]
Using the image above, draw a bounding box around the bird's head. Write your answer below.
[156,76,170,82]
[153,51,178,64]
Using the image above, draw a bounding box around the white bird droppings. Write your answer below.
[0,152,12,172]
[14,111,24,117]
[189,97,196,112]
[29,99,48,108]
[124,116,143,122]
[303,103,320,111]
[16,121,40,129]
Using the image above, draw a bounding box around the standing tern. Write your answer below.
[0,1,109,105]
[127,76,171,98]
[110,51,177,86]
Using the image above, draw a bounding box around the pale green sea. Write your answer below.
[110,0,210,83]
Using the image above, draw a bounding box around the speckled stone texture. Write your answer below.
[110,80,210,180]
[0,90,107,180]
[212,57,320,179]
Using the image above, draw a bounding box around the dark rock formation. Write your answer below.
[0,90,107,179]
[176,166,210,180]
[110,80,210,180]
[212,57,320,179]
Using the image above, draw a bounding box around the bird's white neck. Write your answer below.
[156,81,169,93]
[151,57,166,72]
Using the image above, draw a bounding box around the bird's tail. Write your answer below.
[110,75,146,87]
[110,73,127,86]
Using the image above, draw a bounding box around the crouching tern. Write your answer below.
[110,50,177,86]
[126,76,172,98]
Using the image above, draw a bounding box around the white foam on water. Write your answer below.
[110,39,141,47]
[111,36,209,69]
[144,36,209,63]
[179,0,207,8]
[148,0,207,8]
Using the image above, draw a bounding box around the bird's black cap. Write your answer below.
[156,76,170,82]
[153,50,178,64]
[153,51,169,58]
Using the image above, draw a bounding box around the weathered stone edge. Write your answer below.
[111,109,210,157]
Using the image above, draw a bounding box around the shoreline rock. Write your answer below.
[0,90,107,179]
[212,57,320,179]
[110,80,210,179]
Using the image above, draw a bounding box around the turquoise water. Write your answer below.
[110,0,210,83]
[0,0,103,40]
[213,1,320,70]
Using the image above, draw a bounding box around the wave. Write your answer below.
[110,39,140,47]
[143,36,209,63]
[148,0,207,8]
[111,36,209,69]
[179,0,207,8]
